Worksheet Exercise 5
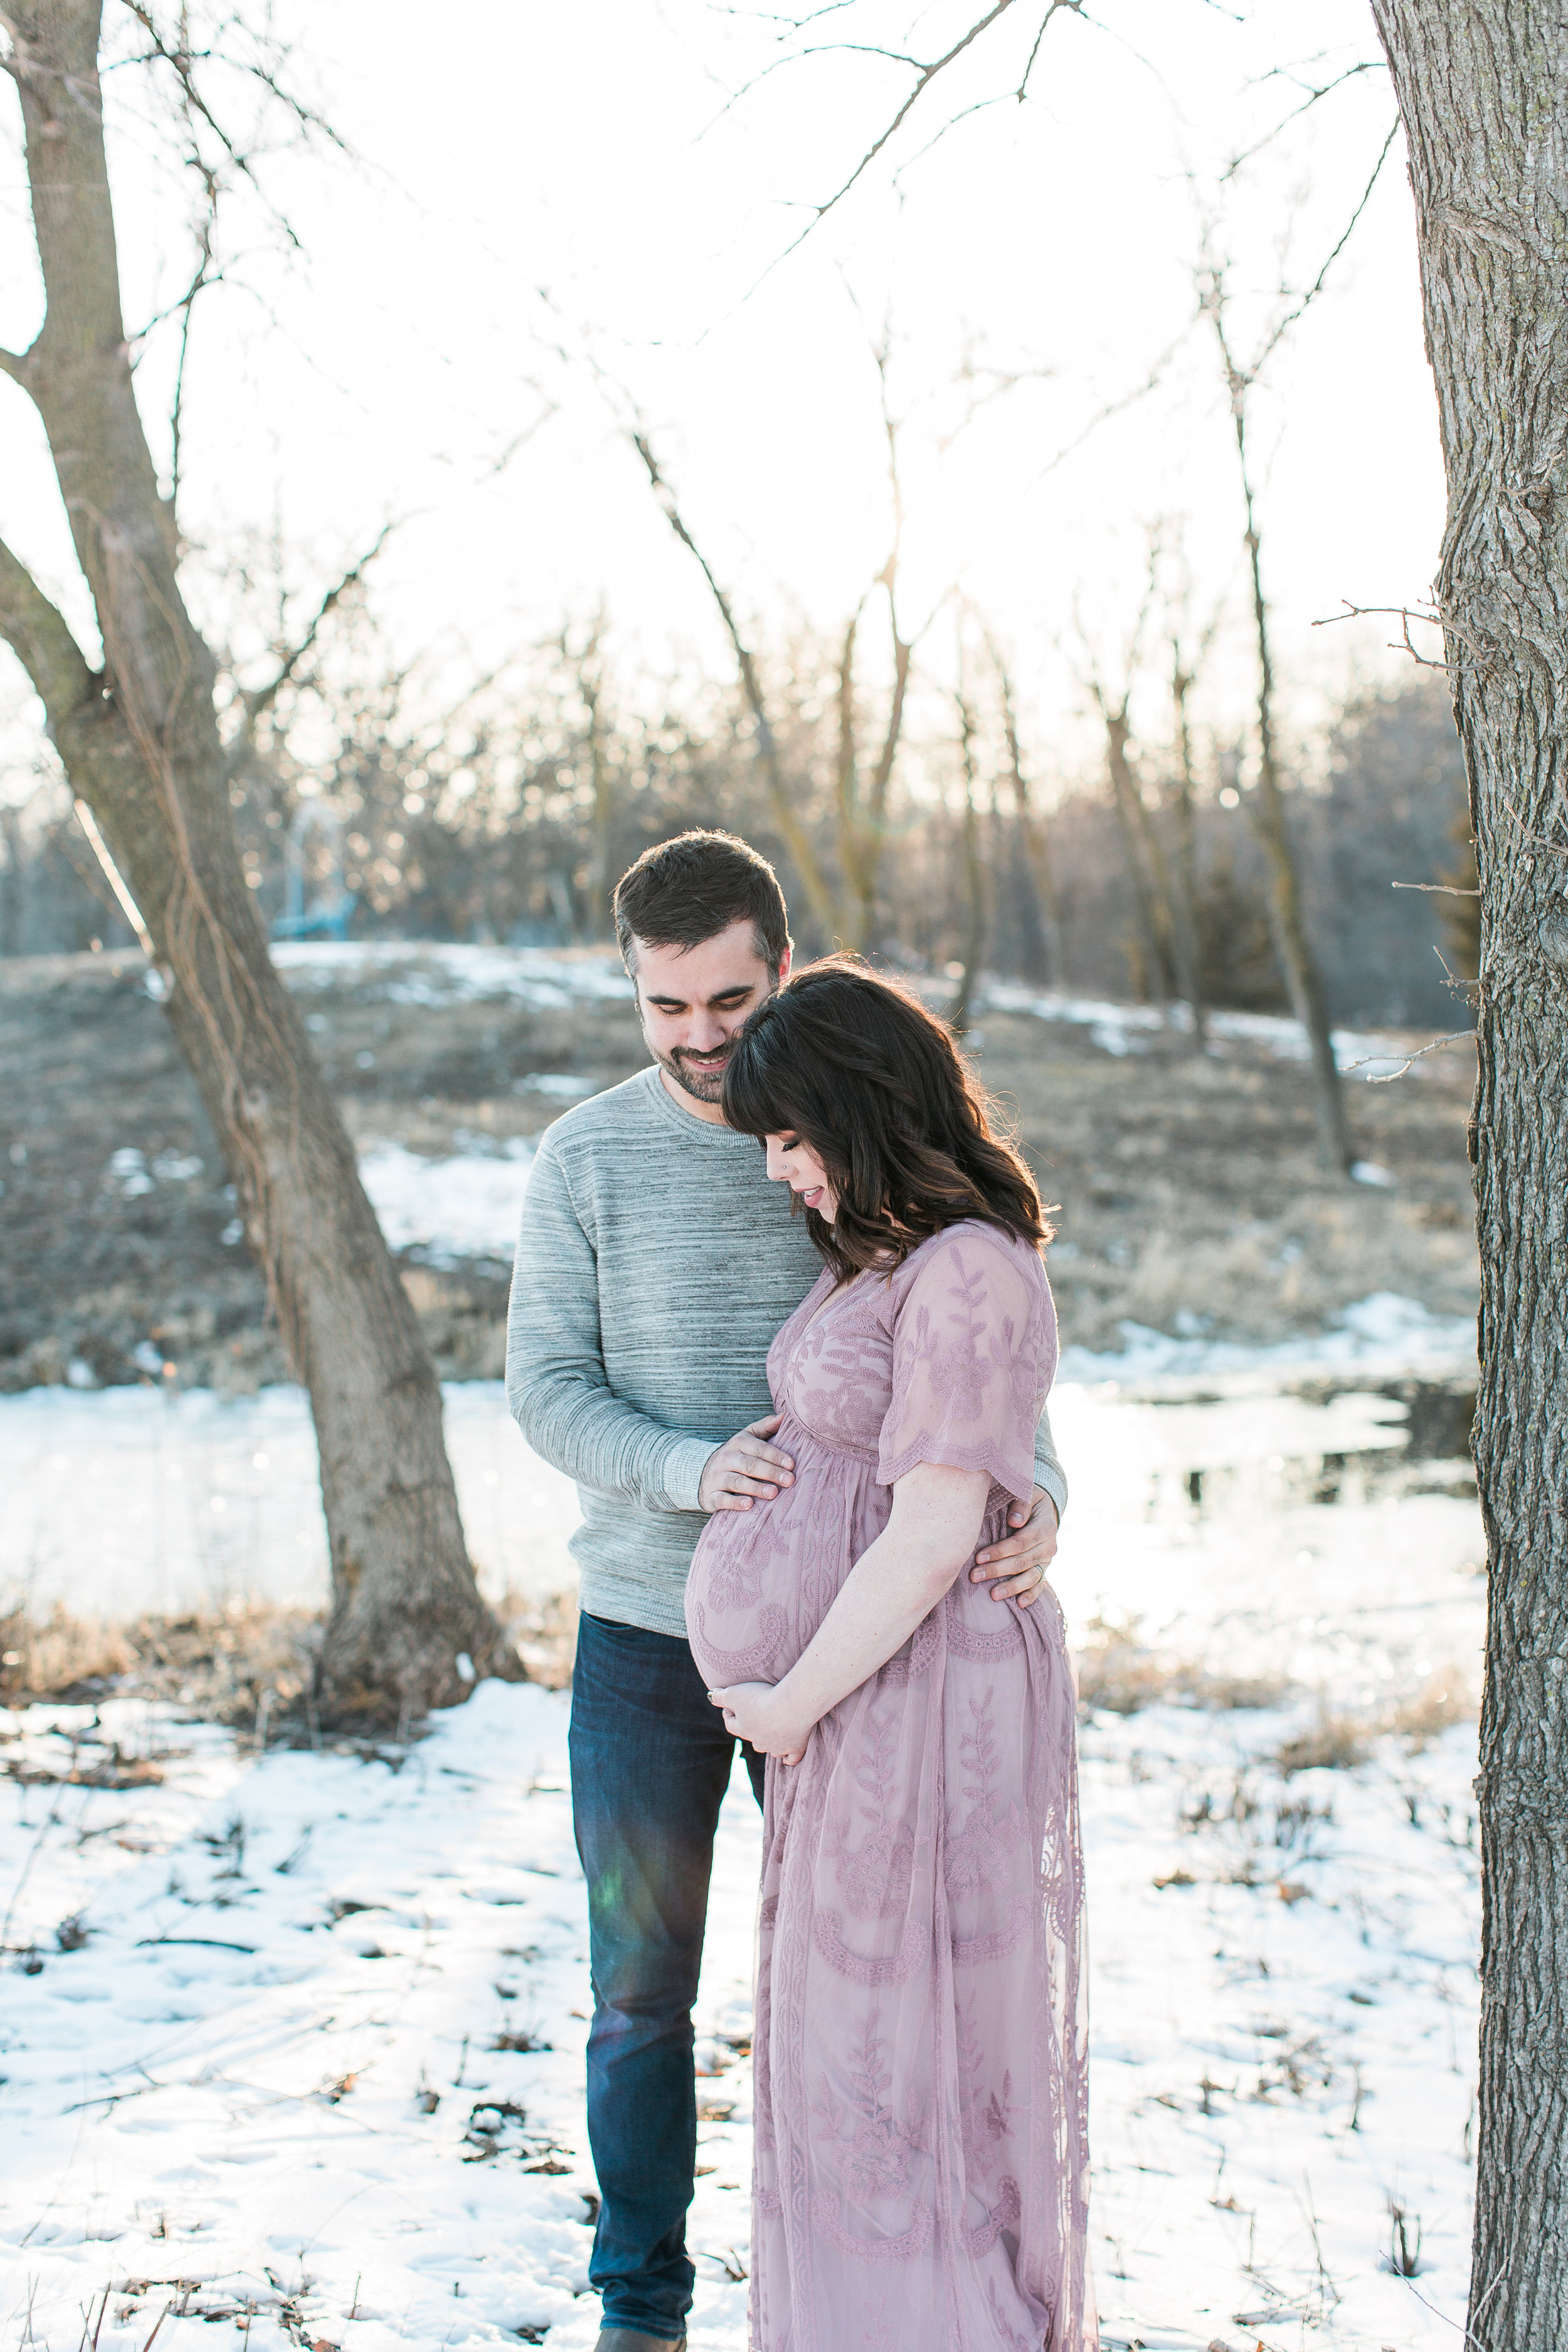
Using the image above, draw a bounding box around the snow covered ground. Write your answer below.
[0,1669,1480,2352]
[358,1143,536,1269]
[268,939,1426,1088]
[2,1309,1483,2350]
[270,943,635,1013]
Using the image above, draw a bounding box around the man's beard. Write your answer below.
[650,1037,732,1104]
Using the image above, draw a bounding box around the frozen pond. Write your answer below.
[1,1348,1483,1717]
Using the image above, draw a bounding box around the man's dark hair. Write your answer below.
[613,830,790,977]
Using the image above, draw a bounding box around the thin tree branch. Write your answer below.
[0,345,29,383]
[225,520,401,776]
[116,3,350,253]
[1247,117,1402,374]
[1313,598,1490,665]
[1392,880,1480,898]
[1222,60,1385,182]
[770,0,1084,267]
[630,427,840,936]
[1339,1029,1478,1081]
[1027,319,1195,487]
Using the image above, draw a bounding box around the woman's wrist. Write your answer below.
[767,1673,817,1744]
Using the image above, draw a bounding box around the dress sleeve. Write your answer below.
[877,1227,1056,1505]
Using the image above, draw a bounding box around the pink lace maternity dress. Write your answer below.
[686,1219,1095,2352]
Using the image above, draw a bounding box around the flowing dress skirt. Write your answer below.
[689,1412,1096,2352]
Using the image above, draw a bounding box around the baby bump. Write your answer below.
[685,1429,877,1688]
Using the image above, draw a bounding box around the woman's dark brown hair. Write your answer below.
[721,958,1051,1277]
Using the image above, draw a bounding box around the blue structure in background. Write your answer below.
[270,803,356,943]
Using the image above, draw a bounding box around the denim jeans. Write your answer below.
[569,1610,765,2342]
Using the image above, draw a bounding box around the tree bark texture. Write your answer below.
[1371,9,1568,2343]
[0,1,508,1719]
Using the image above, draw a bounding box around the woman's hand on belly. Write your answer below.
[707,1680,812,1767]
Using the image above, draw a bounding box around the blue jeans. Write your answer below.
[569,1611,765,2341]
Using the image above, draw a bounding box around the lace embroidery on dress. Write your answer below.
[684,1221,1096,2348]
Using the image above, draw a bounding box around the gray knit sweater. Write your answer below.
[506,1062,1068,1639]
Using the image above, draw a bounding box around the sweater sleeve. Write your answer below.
[1032,1396,1068,1525]
[506,1135,716,1513]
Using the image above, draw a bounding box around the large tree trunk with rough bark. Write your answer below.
[0,0,509,1721]
[1370,8,1568,2344]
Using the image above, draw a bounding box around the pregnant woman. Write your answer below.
[685,962,1095,2352]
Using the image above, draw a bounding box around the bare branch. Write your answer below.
[116,3,351,253]
[1312,597,1491,667]
[1339,1029,1478,1081]
[0,532,98,726]
[769,0,1084,267]
[1247,117,1402,374]
[1392,880,1480,898]
[1221,60,1385,182]
[1027,319,1195,486]
[225,519,401,775]
[480,394,561,480]
[0,346,29,383]
[630,429,841,936]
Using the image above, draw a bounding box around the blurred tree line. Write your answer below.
[0,605,1474,1029]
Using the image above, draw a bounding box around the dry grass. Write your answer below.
[1273,1670,1477,1775]
[0,1587,583,1742]
[1274,1714,1373,1776]
[497,1587,578,1688]
[1075,1618,1478,1764]
[1075,1615,1289,1718]
[1,1600,319,1725]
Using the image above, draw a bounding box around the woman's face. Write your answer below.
[765,1130,839,1224]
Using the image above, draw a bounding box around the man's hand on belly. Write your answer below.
[698,1414,797,1513]
[969,1486,1059,1606]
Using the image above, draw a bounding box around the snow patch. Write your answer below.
[358,1138,535,1264]
[981,978,1423,1079]
[1057,1290,1475,1388]
[271,938,634,1009]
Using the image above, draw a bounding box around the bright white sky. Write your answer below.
[1,0,1446,785]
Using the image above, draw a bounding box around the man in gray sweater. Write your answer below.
[507,832,1066,2352]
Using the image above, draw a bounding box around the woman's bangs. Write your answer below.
[720,1027,798,1139]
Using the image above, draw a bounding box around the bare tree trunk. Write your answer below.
[990,641,1064,986]
[950,690,987,1037]
[0,805,23,958]
[1166,644,1213,1049]
[576,617,615,940]
[1370,11,1568,2344]
[631,433,843,942]
[1168,649,1211,1051]
[835,610,871,952]
[1204,292,1353,1170]
[0,1,507,1721]
[1094,695,1171,1010]
[1239,461,1354,1171]
[849,608,913,955]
